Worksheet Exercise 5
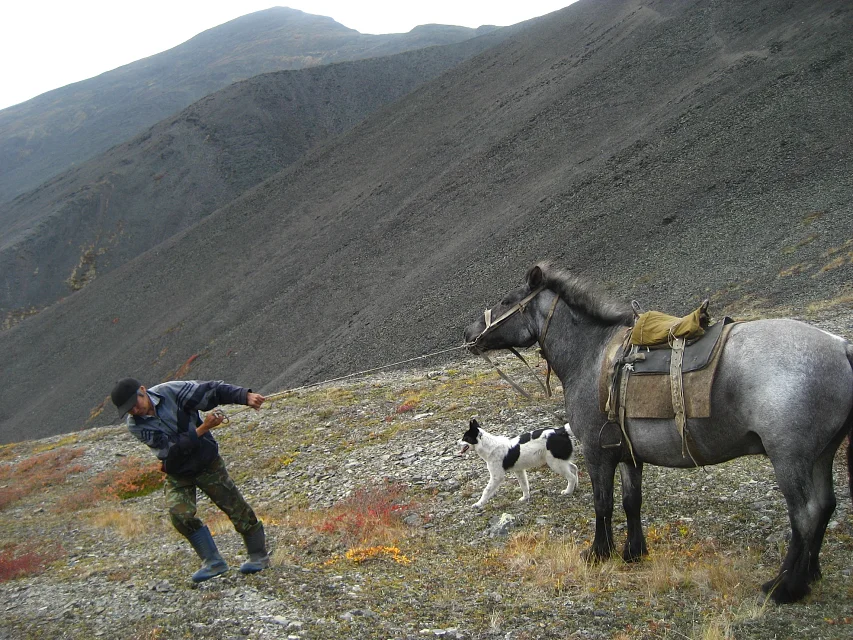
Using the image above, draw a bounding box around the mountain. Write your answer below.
[0,7,497,205]
[0,34,509,322]
[1,0,851,443]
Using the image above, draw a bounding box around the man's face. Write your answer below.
[127,387,153,417]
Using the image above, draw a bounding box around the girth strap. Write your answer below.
[669,337,700,466]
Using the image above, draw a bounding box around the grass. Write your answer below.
[492,530,617,594]
[91,509,156,539]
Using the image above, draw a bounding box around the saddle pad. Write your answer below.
[598,322,736,419]
[632,318,732,375]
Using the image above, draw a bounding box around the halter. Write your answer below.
[472,286,559,399]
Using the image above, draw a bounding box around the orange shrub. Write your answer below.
[55,457,164,513]
[0,448,87,510]
[98,457,165,500]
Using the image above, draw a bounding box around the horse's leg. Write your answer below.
[804,450,837,582]
[585,456,620,561]
[619,461,648,562]
[763,453,836,603]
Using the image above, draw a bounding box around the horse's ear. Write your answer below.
[527,264,544,288]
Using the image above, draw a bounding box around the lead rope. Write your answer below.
[479,348,548,400]
[474,288,558,401]
[222,343,472,420]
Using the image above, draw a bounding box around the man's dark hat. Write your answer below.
[111,377,142,418]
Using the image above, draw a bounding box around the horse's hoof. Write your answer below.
[622,539,648,563]
[621,549,644,563]
[762,577,810,604]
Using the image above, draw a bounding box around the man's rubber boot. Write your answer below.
[187,525,228,582]
[239,523,271,574]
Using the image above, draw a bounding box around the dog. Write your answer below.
[458,418,578,508]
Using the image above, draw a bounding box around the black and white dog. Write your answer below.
[458,418,579,508]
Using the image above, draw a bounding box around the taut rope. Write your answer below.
[223,343,472,419]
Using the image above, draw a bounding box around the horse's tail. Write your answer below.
[846,343,853,506]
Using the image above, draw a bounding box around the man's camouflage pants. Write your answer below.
[165,455,259,538]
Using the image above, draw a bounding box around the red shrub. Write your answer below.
[315,481,412,544]
[0,543,64,582]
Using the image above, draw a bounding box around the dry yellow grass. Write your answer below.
[91,509,157,539]
[495,530,620,595]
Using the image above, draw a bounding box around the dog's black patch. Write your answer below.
[503,444,521,470]
[546,427,573,460]
[517,428,546,446]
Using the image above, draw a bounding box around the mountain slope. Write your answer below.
[1,0,851,443]
[0,7,496,204]
[0,34,507,321]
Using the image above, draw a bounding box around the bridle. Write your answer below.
[471,286,560,399]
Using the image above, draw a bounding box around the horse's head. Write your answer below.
[463,264,547,354]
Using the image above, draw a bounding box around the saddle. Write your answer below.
[598,301,736,466]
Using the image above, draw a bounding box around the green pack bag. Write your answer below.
[630,301,709,346]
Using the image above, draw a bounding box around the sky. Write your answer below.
[0,1,574,111]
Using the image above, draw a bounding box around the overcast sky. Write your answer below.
[0,1,575,111]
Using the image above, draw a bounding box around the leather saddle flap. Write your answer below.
[631,317,733,375]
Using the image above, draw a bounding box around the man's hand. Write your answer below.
[197,410,226,436]
[247,392,265,410]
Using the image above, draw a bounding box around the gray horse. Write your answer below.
[463,262,853,604]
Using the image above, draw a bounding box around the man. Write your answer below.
[111,377,269,582]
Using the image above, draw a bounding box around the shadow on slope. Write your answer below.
[0,33,510,322]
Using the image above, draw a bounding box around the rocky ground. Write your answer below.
[1,306,852,640]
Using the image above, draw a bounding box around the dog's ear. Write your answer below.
[469,418,480,429]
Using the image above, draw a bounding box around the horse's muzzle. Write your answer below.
[463,325,485,354]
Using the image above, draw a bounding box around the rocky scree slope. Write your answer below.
[0,35,507,318]
[1,347,853,639]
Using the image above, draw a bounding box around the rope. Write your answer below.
[222,343,473,419]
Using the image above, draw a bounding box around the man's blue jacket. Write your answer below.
[127,380,249,476]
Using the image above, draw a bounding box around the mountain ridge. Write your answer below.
[0,6,498,204]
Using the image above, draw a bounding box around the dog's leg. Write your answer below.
[515,470,530,502]
[473,465,505,508]
[562,461,579,495]
[547,458,579,496]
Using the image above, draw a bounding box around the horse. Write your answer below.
[463,262,853,604]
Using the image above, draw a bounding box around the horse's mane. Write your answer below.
[532,262,634,326]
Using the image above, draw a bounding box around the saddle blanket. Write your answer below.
[599,320,736,419]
